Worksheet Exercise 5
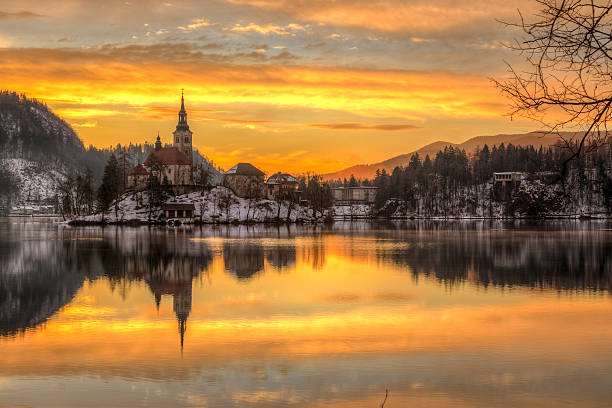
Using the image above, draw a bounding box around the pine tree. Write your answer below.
[97,154,120,212]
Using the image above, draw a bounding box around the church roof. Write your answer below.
[224,162,265,177]
[128,163,149,176]
[145,147,191,166]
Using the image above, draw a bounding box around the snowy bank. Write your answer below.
[70,186,320,225]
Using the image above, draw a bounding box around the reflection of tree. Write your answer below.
[265,245,296,271]
[0,233,99,337]
[0,227,212,347]
[300,234,326,271]
[223,243,265,280]
[377,223,612,292]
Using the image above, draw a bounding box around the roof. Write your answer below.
[163,203,195,210]
[145,147,191,166]
[128,164,148,176]
[224,162,265,177]
[266,172,298,184]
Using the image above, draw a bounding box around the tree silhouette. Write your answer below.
[494,0,612,169]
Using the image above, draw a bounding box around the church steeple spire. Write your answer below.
[155,131,162,150]
[173,89,193,164]
[177,89,189,130]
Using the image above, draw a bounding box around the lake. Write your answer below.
[1,218,612,407]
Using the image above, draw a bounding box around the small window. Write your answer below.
[177,210,184,218]
[176,137,179,143]
[185,137,189,143]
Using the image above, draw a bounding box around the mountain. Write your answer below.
[0,91,88,203]
[0,91,221,205]
[322,131,568,181]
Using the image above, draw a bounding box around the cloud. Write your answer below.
[71,121,97,128]
[310,123,421,131]
[269,50,298,60]
[178,18,212,31]
[0,43,509,173]
[230,22,305,35]
[0,44,502,121]
[0,11,43,20]
[222,0,534,38]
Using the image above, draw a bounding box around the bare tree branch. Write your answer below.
[493,0,612,162]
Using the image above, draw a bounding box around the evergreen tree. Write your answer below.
[97,154,120,212]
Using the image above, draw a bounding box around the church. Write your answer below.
[128,91,194,192]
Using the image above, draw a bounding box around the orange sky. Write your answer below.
[0,0,542,174]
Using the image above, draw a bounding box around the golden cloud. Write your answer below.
[0,43,510,173]
[310,123,420,131]
[222,0,535,35]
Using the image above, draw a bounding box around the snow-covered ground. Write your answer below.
[73,186,319,224]
[382,179,610,219]
[0,158,64,202]
[332,204,373,218]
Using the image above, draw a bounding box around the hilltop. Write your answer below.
[322,131,568,181]
[0,91,220,206]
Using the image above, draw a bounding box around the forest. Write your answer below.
[331,143,612,217]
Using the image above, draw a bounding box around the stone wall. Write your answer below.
[223,174,264,198]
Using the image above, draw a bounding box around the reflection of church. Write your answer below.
[144,257,196,348]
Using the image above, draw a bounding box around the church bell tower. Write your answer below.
[173,89,193,163]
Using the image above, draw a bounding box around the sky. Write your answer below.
[0,0,542,174]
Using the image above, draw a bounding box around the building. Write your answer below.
[127,163,149,190]
[330,186,378,205]
[144,137,193,187]
[173,89,193,164]
[223,163,265,198]
[493,172,523,185]
[265,172,299,200]
[128,93,194,192]
[162,203,195,220]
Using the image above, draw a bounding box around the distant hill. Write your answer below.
[0,91,221,203]
[0,91,89,202]
[322,131,569,181]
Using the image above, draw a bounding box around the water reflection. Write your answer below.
[1,219,612,407]
[2,221,612,338]
[223,243,265,280]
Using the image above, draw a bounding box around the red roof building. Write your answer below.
[128,163,149,176]
[145,146,191,166]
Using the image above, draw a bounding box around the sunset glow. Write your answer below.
[0,0,540,174]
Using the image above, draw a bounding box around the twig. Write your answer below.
[380,389,389,408]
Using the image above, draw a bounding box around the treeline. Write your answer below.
[0,91,85,166]
[334,143,612,216]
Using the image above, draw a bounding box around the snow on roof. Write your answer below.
[224,162,265,176]
[266,172,298,184]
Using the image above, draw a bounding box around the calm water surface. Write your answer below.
[1,218,612,407]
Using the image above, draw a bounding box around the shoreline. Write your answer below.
[65,213,612,226]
